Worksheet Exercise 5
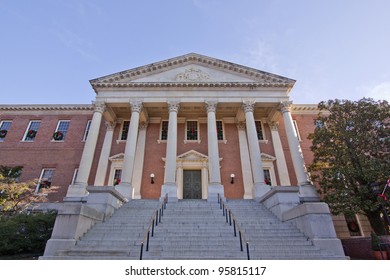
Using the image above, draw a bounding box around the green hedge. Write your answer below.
[0,212,56,258]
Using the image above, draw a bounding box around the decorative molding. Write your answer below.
[205,101,218,113]
[139,122,149,130]
[242,99,256,113]
[176,67,210,82]
[167,101,180,113]
[236,122,246,130]
[0,104,94,111]
[269,121,279,131]
[93,101,106,113]
[130,101,143,113]
[105,121,117,131]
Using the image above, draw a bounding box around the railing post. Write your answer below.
[146,231,150,252]
[151,219,155,237]
[229,210,232,226]
[159,208,162,223]
[233,220,237,237]
[225,209,228,223]
[246,242,250,260]
[140,242,144,260]
[155,210,158,226]
[239,231,243,251]
[222,203,225,215]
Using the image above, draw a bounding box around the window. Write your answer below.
[216,121,224,140]
[71,168,79,184]
[160,121,169,140]
[52,120,70,141]
[35,168,55,193]
[293,120,302,141]
[263,169,272,186]
[314,119,324,129]
[23,121,41,141]
[186,121,198,140]
[345,214,362,237]
[255,121,264,140]
[113,169,122,186]
[82,120,92,141]
[120,121,130,140]
[0,120,12,142]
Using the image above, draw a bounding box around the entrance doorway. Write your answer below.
[183,170,202,199]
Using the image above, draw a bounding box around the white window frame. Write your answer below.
[35,168,55,193]
[293,120,302,141]
[82,120,92,142]
[0,120,12,142]
[52,120,70,142]
[184,120,201,144]
[117,120,130,142]
[71,168,79,184]
[22,120,41,142]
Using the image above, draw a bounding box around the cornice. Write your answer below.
[0,104,93,111]
[291,104,321,114]
[90,53,296,92]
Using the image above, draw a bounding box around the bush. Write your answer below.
[0,211,56,258]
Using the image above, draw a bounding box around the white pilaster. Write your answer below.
[280,101,319,201]
[132,122,148,199]
[242,100,270,199]
[94,121,116,186]
[161,101,179,202]
[116,101,142,199]
[205,101,224,202]
[269,121,291,186]
[236,122,254,199]
[66,101,105,197]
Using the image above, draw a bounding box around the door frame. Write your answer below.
[182,169,203,199]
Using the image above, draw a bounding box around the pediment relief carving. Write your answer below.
[109,153,124,162]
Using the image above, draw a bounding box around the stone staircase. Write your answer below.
[143,199,247,260]
[226,199,346,259]
[43,199,159,259]
[42,199,346,260]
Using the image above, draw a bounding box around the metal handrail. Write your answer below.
[139,194,168,260]
[218,194,250,260]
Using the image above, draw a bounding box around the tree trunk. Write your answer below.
[365,210,387,235]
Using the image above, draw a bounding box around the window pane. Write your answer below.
[263,169,272,186]
[83,120,92,141]
[0,121,12,142]
[345,214,362,236]
[161,121,169,140]
[187,121,198,140]
[255,121,264,140]
[24,121,41,141]
[37,168,55,192]
[114,169,122,185]
[53,120,70,141]
[121,121,130,140]
[216,121,223,140]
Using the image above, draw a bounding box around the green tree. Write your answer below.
[0,166,56,214]
[308,98,390,235]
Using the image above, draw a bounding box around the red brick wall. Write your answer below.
[0,112,93,202]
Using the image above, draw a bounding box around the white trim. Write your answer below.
[35,168,55,193]
[184,120,201,144]
[0,120,12,142]
[22,120,41,142]
[52,120,70,142]
[293,120,302,141]
[118,120,130,141]
[82,120,92,142]
[71,168,78,185]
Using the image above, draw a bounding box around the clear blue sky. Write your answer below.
[1,0,389,104]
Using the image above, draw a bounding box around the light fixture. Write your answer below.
[230,173,235,184]
[150,173,155,184]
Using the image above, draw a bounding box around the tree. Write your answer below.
[0,166,56,214]
[308,98,390,235]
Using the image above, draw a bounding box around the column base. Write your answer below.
[253,182,271,200]
[66,183,88,197]
[299,183,320,202]
[208,183,224,203]
[161,183,178,202]
[115,182,133,200]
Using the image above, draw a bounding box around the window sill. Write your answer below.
[258,140,269,144]
[116,140,126,144]
[218,140,228,144]
[157,140,167,144]
[51,140,65,143]
[184,140,201,144]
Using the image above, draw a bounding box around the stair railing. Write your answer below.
[218,194,250,260]
[139,194,168,260]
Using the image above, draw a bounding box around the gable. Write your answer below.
[90,53,295,90]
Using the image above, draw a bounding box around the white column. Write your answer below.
[236,122,254,199]
[242,100,270,199]
[269,121,291,186]
[66,101,105,197]
[116,101,142,199]
[161,101,179,202]
[280,101,319,201]
[132,122,148,199]
[205,101,224,202]
[94,121,116,186]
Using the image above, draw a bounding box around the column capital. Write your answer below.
[130,101,143,113]
[269,121,279,131]
[139,121,149,130]
[205,101,218,113]
[280,101,293,113]
[93,101,106,113]
[105,121,117,131]
[167,101,180,113]
[236,121,246,130]
[242,99,255,113]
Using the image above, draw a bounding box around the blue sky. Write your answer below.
[1,0,389,104]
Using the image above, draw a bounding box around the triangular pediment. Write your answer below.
[177,149,208,161]
[90,53,295,90]
[261,153,276,161]
[109,153,124,161]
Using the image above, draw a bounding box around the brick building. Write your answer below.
[0,54,367,258]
